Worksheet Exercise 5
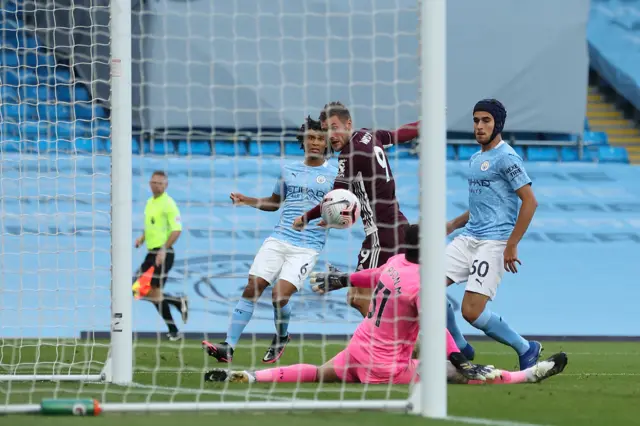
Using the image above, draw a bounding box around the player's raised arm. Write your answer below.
[376,121,421,147]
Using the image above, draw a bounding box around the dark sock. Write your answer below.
[154,300,178,334]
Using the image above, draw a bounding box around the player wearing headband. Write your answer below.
[444,99,542,370]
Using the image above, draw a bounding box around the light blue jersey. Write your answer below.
[462,141,532,240]
[271,161,337,252]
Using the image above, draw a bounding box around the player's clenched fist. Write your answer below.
[292,216,306,231]
[230,192,248,205]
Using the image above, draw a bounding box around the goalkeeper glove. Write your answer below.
[448,352,500,382]
[309,271,349,294]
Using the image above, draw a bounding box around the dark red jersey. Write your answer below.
[334,129,408,235]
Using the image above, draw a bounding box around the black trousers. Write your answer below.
[133,248,175,288]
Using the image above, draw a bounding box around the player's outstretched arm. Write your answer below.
[230,192,281,212]
[310,266,384,294]
[376,121,421,147]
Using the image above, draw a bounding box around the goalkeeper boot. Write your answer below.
[519,340,543,370]
[202,340,234,363]
[262,334,290,364]
[530,352,568,383]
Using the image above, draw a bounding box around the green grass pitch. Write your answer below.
[1,338,639,425]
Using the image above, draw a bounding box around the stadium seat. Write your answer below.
[249,140,281,156]
[132,138,141,154]
[513,145,526,159]
[560,146,581,162]
[178,140,213,156]
[526,146,560,162]
[0,140,20,152]
[584,117,590,131]
[583,131,608,146]
[457,144,479,160]
[596,146,629,163]
[284,141,304,156]
[0,49,19,67]
[446,144,456,160]
[74,137,97,153]
[151,140,176,155]
[215,140,244,156]
[0,86,18,103]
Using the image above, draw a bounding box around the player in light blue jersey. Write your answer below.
[203,116,337,364]
[445,99,542,370]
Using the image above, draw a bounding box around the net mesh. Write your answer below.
[0,0,420,409]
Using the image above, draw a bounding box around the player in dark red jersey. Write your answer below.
[293,101,419,317]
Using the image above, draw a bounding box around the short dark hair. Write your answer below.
[296,115,324,149]
[319,101,351,123]
[151,170,167,179]
[405,224,419,263]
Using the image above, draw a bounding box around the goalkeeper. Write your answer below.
[133,170,188,341]
[204,224,567,385]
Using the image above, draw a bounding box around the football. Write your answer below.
[320,189,361,229]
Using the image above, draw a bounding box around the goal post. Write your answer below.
[109,0,134,386]
[0,0,448,417]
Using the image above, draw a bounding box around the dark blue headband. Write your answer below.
[473,99,507,141]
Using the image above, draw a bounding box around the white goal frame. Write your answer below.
[1,0,447,419]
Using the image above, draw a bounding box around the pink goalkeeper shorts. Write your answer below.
[331,345,419,385]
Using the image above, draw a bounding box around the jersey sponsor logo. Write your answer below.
[468,179,491,187]
[316,175,326,184]
[480,160,490,171]
[337,159,346,178]
[359,132,372,145]
[285,185,326,200]
[505,163,523,180]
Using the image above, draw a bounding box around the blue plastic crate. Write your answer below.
[249,140,281,156]
[597,146,629,163]
[526,146,560,162]
[457,144,479,161]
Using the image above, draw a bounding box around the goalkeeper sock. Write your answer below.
[226,298,255,349]
[274,302,292,338]
[447,301,469,349]
[254,364,318,383]
[468,370,529,385]
[471,307,529,356]
[154,300,178,334]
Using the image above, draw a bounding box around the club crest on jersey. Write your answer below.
[480,160,490,171]
[316,175,326,184]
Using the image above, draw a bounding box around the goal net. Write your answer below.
[0,0,445,416]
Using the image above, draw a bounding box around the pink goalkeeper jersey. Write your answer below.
[347,254,420,366]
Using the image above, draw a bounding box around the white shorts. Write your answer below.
[248,237,320,290]
[445,235,506,300]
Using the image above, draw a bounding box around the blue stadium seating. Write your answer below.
[0,0,630,164]
[527,147,560,162]
[596,146,629,163]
